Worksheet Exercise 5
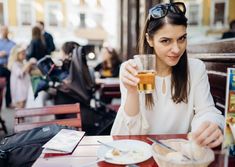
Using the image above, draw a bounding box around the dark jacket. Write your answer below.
[26,39,47,61]
[44,32,55,55]
[222,31,235,39]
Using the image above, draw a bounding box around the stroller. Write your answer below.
[36,46,117,135]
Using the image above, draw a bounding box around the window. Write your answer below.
[45,2,62,27]
[188,3,200,25]
[214,2,225,24]
[17,0,34,26]
[211,0,228,27]
[0,2,4,25]
[79,13,86,28]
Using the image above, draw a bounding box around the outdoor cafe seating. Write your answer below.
[14,103,81,133]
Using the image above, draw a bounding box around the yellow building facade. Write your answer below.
[176,0,235,27]
[6,0,66,27]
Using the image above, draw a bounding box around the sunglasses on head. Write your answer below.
[148,2,186,20]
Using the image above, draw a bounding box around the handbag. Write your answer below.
[0,124,75,167]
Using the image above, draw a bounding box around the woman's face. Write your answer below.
[60,50,70,61]
[102,49,111,61]
[147,24,187,68]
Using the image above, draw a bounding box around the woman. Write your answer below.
[111,2,224,148]
[26,26,47,61]
[95,47,121,78]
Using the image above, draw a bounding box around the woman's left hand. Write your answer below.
[191,121,223,148]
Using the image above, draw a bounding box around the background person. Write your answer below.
[222,20,235,39]
[0,25,16,108]
[95,47,121,78]
[8,45,36,108]
[26,26,47,61]
[36,21,55,55]
[111,2,224,148]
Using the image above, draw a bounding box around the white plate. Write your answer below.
[97,139,152,165]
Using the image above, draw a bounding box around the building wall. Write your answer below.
[8,0,17,26]
[228,0,235,23]
[35,0,44,22]
[202,0,210,26]
[6,0,66,27]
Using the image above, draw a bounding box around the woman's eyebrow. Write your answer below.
[178,33,187,39]
[159,37,171,40]
[159,33,187,40]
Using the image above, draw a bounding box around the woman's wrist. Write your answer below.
[124,89,139,116]
[127,89,138,96]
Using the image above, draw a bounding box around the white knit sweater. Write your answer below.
[111,58,225,135]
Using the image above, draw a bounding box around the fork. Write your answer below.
[97,140,129,153]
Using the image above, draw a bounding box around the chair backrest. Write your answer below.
[14,103,81,132]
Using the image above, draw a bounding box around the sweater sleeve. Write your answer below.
[110,62,149,135]
[190,59,225,131]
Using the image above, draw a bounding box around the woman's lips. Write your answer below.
[168,55,180,61]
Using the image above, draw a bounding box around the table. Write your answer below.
[33,134,234,167]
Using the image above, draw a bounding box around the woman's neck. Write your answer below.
[156,64,172,77]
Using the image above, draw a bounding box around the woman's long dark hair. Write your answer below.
[138,10,189,110]
[102,47,121,75]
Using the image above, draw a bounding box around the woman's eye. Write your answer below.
[160,39,170,44]
[178,36,186,42]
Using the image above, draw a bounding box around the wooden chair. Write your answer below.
[14,103,81,133]
[0,77,7,134]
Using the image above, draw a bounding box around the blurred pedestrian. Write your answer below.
[0,25,15,108]
[95,47,121,78]
[36,21,55,55]
[26,26,47,61]
[8,45,36,108]
[222,20,235,39]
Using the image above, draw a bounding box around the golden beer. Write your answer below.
[137,71,155,93]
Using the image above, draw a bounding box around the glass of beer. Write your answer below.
[134,54,156,94]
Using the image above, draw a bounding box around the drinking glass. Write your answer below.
[134,54,156,94]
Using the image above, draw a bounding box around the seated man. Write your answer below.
[222,20,235,39]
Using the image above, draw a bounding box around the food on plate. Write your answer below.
[112,148,121,156]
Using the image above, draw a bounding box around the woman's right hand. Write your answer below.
[120,59,139,93]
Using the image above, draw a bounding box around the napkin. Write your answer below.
[42,129,85,154]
